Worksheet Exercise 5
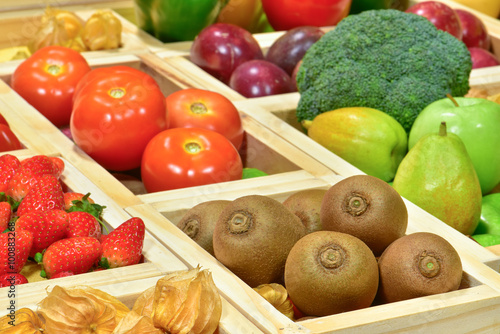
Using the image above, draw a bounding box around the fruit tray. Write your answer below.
[0,7,160,62]
[125,172,500,333]
[0,51,345,209]
[0,274,264,333]
[0,0,134,13]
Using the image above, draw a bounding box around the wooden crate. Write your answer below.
[0,7,161,62]
[0,275,264,334]
[125,172,500,333]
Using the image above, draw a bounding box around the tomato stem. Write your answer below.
[46,64,62,76]
[109,88,126,99]
[185,142,202,154]
[190,102,208,115]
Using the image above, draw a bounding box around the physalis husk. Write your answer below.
[0,308,44,333]
[37,285,130,333]
[81,10,122,51]
[152,266,222,334]
[111,310,163,334]
[253,283,295,320]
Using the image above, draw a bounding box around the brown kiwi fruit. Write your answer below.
[213,195,307,288]
[284,230,379,316]
[377,232,463,304]
[282,188,327,233]
[321,174,408,256]
[176,200,231,256]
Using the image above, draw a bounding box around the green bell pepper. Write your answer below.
[133,0,229,42]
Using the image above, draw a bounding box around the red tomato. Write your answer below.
[10,46,91,127]
[166,88,244,150]
[0,124,23,152]
[72,65,154,105]
[261,0,352,31]
[141,127,243,192]
[70,70,167,171]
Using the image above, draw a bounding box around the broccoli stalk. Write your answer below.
[296,9,472,133]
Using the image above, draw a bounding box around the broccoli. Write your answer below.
[296,9,472,133]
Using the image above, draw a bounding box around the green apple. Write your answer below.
[303,107,408,182]
[409,97,500,194]
[474,193,500,235]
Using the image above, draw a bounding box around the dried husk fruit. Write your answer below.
[253,283,295,320]
[152,267,222,334]
[81,10,122,51]
[0,308,44,333]
[28,7,86,53]
[37,285,130,333]
[112,310,163,334]
[132,286,155,317]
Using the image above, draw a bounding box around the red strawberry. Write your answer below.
[0,154,21,193]
[0,230,33,275]
[16,209,69,257]
[63,192,95,211]
[50,271,74,279]
[67,211,102,240]
[16,174,64,217]
[41,236,102,279]
[100,217,145,269]
[0,202,11,232]
[49,157,65,178]
[6,155,62,202]
[20,155,58,177]
[0,273,28,287]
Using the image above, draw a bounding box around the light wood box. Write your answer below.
[126,172,500,334]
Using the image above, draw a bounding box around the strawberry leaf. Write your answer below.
[67,193,108,233]
[0,192,20,211]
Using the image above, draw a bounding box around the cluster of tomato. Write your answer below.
[9,46,245,193]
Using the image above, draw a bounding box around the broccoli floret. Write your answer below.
[296,9,472,133]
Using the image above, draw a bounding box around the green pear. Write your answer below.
[393,122,482,235]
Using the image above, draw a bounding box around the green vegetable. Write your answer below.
[242,168,268,179]
[133,0,228,42]
[349,0,409,14]
[295,9,472,133]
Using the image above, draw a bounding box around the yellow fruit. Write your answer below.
[452,0,500,18]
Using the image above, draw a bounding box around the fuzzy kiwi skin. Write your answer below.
[377,232,463,304]
[213,195,307,288]
[282,189,326,234]
[321,175,408,256]
[284,230,379,317]
[177,200,231,256]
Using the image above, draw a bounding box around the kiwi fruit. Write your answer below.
[284,230,379,317]
[321,174,408,256]
[176,200,231,256]
[212,194,307,288]
[282,189,327,233]
[377,232,463,304]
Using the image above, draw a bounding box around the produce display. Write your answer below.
[0,267,222,333]
[1,0,500,332]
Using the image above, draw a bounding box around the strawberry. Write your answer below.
[0,230,33,275]
[100,217,145,269]
[0,154,21,193]
[0,202,11,232]
[48,156,65,178]
[0,273,28,287]
[16,209,69,257]
[41,236,102,279]
[16,174,64,217]
[5,155,62,202]
[67,211,102,240]
[50,271,74,279]
[63,192,95,211]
